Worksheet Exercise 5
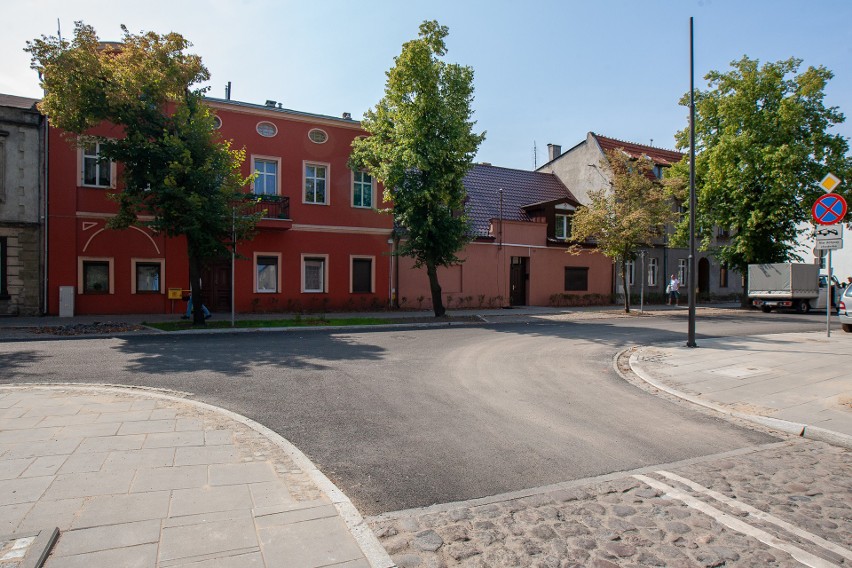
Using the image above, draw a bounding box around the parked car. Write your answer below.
[839,285,852,333]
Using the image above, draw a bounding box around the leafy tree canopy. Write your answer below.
[349,20,485,316]
[27,22,258,324]
[570,150,680,312]
[670,56,851,276]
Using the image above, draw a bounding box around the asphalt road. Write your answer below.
[0,310,834,515]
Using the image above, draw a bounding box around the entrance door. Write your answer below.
[509,257,528,306]
[698,258,710,295]
[201,259,231,312]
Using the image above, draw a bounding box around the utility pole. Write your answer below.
[687,16,698,348]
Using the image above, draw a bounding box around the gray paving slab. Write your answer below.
[71,491,171,529]
[48,543,158,568]
[173,445,239,466]
[130,465,207,492]
[257,516,366,568]
[142,431,205,449]
[0,386,383,568]
[209,462,278,486]
[169,485,253,517]
[42,469,134,500]
[51,520,160,557]
[0,476,53,505]
[158,517,259,563]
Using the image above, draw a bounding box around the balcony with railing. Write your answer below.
[238,195,292,230]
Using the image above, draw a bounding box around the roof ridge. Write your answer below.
[594,133,682,155]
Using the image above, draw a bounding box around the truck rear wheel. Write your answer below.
[843,324,852,333]
[761,305,772,313]
[795,300,810,314]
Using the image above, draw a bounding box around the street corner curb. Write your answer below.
[620,348,852,450]
[802,424,852,450]
[0,383,396,568]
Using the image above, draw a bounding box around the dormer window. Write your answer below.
[555,213,571,240]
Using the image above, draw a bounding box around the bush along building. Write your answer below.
[46,97,393,316]
[0,94,45,316]
[396,164,613,309]
[537,132,742,301]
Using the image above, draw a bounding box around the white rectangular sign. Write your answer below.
[815,224,843,241]
[815,239,843,250]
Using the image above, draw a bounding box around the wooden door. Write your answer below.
[510,257,528,306]
[201,259,231,312]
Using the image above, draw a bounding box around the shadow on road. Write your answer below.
[110,332,388,377]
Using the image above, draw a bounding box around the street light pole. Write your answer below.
[687,16,698,348]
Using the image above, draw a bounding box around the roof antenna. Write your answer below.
[57,18,62,42]
[533,140,538,169]
[650,138,654,147]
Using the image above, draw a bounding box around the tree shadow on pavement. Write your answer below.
[111,331,387,377]
[0,350,51,382]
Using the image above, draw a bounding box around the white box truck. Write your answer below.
[748,263,838,313]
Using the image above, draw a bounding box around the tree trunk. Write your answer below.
[426,261,445,317]
[621,258,630,313]
[188,248,206,326]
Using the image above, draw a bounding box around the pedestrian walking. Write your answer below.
[668,274,680,306]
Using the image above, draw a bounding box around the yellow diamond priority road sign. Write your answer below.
[819,172,842,193]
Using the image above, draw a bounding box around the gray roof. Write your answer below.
[465,164,579,237]
[204,97,357,125]
[0,94,40,111]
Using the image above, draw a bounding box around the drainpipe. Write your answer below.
[41,115,49,315]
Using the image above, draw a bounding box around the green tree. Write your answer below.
[27,23,258,325]
[570,150,679,313]
[670,56,851,297]
[349,20,484,317]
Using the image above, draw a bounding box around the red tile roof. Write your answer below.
[464,164,578,237]
[593,133,683,166]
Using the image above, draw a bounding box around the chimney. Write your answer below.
[225,81,231,100]
[265,100,277,108]
[547,143,561,162]
[342,112,352,120]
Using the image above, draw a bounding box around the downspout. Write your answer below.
[41,115,49,315]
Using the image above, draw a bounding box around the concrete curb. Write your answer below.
[619,347,852,450]
[0,383,395,568]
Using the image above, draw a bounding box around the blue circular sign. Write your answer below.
[813,193,847,225]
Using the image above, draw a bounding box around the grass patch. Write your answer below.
[144,317,390,332]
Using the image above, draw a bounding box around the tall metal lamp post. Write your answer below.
[687,16,698,348]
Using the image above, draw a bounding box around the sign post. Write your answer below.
[812,173,845,337]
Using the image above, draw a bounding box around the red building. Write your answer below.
[46,97,393,315]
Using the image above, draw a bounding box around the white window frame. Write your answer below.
[301,254,328,293]
[78,256,114,295]
[254,252,281,293]
[350,255,375,294]
[555,214,570,240]
[648,258,659,287]
[303,161,330,205]
[625,260,635,287]
[131,258,165,294]
[678,258,688,285]
[352,170,375,209]
[308,128,328,144]
[256,121,278,137]
[252,155,281,196]
[78,142,116,188]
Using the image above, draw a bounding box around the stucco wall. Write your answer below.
[0,102,43,315]
[538,133,606,206]
[397,237,612,309]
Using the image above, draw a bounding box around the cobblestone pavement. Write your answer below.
[369,440,851,567]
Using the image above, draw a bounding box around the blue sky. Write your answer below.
[3,0,850,170]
